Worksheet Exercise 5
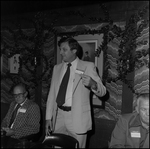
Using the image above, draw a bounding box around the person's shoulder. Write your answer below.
[120,112,138,121]
[79,59,94,66]
[26,100,39,107]
[10,101,16,106]
[54,63,64,69]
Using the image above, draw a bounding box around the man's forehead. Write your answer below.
[60,41,69,47]
[139,99,149,106]
[14,85,25,92]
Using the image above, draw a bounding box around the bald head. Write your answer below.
[13,83,26,93]
[13,83,28,104]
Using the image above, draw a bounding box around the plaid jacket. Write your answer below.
[1,99,41,139]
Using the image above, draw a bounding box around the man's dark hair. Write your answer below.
[58,37,83,59]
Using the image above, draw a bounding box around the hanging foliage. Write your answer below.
[96,5,149,93]
[1,3,149,93]
[1,3,111,88]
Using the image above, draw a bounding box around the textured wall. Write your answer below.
[1,29,55,109]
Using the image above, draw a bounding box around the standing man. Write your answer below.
[45,37,106,148]
[1,83,41,139]
[109,93,149,148]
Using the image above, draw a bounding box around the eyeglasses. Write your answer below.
[13,92,25,98]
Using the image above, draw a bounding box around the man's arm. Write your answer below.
[109,116,127,148]
[1,114,9,128]
[1,102,14,128]
[82,62,106,97]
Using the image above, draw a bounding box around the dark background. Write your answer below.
[1,1,110,16]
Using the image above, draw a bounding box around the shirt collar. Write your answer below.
[20,98,27,106]
[129,114,142,127]
[130,114,149,134]
[64,57,79,71]
[129,114,149,130]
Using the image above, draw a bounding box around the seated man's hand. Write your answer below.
[2,127,15,136]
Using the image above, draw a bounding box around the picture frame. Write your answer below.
[9,54,20,74]
[74,34,104,108]
[74,34,103,77]
[78,40,98,66]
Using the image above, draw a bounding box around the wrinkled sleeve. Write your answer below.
[88,63,106,97]
[109,116,127,148]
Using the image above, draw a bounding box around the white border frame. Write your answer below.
[9,54,20,74]
[74,34,104,77]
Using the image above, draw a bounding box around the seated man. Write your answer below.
[1,83,41,139]
[109,93,149,148]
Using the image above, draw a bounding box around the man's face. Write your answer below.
[59,42,76,62]
[138,98,149,126]
[13,86,26,104]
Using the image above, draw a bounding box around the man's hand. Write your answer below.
[2,127,15,136]
[81,74,97,90]
[45,120,53,136]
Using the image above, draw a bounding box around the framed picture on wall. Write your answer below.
[74,34,104,108]
[9,54,20,74]
[74,34,104,77]
[78,40,98,66]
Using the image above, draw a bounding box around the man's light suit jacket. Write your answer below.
[1,99,41,139]
[46,59,106,134]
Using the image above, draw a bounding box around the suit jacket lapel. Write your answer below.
[73,60,87,94]
[56,63,65,95]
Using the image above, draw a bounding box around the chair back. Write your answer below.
[42,133,79,148]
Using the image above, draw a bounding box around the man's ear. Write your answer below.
[135,106,139,113]
[73,49,77,54]
[24,91,28,98]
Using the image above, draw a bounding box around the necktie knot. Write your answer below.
[67,63,71,67]
[16,104,21,109]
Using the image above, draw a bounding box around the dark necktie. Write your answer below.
[9,104,21,127]
[56,63,71,106]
